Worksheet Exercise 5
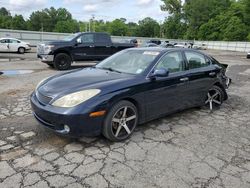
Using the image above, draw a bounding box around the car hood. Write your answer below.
[38,68,135,97]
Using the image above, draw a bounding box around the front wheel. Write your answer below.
[18,47,25,54]
[205,85,224,111]
[53,53,72,70]
[102,100,138,142]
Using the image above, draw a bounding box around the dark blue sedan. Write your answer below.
[31,48,231,141]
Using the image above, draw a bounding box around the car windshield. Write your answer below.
[62,33,79,41]
[96,50,160,75]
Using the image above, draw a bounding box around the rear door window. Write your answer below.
[185,51,210,69]
[95,34,109,43]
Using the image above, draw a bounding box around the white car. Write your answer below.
[193,43,207,50]
[0,38,31,54]
[174,42,191,48]
[247,52,250,59]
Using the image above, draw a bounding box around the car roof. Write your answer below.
[126,47,208,56]
[0,37,20,40]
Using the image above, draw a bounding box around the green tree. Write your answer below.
[108,19,128,36]
[11,15,27,30]
[184,0,231,39]
[28,7,72,32]
[0,7,10,16]
[54,20,79,33]
[160,0,185,39]
[160,0,182,14]
[136,17,160,37]
[223,16,248,41]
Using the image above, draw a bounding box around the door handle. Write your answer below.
[209,72,216,76]
[180,77,189,82]
[106,46,111,48]
[89,45,95,48]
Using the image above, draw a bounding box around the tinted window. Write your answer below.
[185,51,209,69]
[80,34,94,43]
[95,34,109,43]
[156,51,184,73]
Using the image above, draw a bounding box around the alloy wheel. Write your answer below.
[205,87,222,111]
[111,106,137,139]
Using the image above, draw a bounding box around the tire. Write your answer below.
[53,53,71,70]
[18,47,25,54]
[205,85,224,111]
[102,100,138,142]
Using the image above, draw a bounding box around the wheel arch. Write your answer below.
[213,82,228,100]
[108,96,145,124]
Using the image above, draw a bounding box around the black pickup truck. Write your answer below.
[37,32,136,70]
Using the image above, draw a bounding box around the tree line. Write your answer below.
[0,0,249,41]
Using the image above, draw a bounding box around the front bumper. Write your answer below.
[37,54,54,62]
[25,47,31,51]
[30,92,104,138]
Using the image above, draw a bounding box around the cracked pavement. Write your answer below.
[0,50,250,188]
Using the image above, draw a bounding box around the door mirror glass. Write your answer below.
[152,68,169,78]
[76,38,82,44]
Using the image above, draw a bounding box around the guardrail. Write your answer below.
[0,29,249,52]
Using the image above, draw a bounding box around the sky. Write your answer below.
[0,0,168,23]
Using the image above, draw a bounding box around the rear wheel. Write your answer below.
[53,53,71,70]
[205,85,224,111]
[18,47,25,54]
[103,100,138,142]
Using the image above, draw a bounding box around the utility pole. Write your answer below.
[89,19,91,32]
[92,14,95,32]
[41,23,44,42]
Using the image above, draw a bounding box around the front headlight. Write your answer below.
[52,89,101,108]
[44,45,55,54]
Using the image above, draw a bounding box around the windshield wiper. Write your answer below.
[98,67,122,73]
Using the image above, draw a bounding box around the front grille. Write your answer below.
[37,44,45,54]
[36,91,52,105]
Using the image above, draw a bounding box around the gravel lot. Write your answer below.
[0,50,250,188]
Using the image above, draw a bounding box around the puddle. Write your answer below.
[0,70,34,76]
[0,58,26,62]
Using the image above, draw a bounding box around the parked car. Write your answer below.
[247,52,250,59]
[142,42,159,47]
[0,38,31,54]
[193,43,207,50]
[37,32,136,70]
[160,42,175,48]
[147,39,161,45]
[31,48,231,141]
[174,42,192,48]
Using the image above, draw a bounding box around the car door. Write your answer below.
[8,39,20,52]
[94,33,113,60]
[0,39,9,52]
[71,33,95,61]
[144,51,190,120]
[183,50,219,107]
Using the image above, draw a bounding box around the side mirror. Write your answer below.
[76,38,82,44]
[150,68,169,79]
